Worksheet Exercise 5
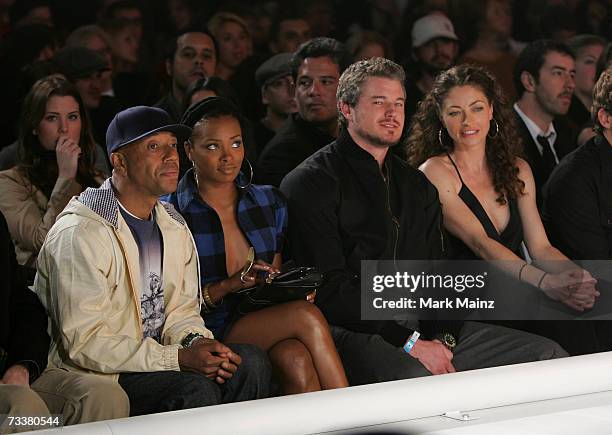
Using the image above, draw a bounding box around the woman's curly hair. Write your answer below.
[406,64,524,205]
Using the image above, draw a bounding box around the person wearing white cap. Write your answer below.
[405,13,459,122]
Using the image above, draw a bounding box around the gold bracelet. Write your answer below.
[203,283,217,310]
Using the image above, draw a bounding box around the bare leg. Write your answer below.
[224,300,348,390]
[269,339,321,394]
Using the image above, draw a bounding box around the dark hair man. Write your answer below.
[100,0,143,44]
[155,30,217,123]
[544,68,612,263]
[256,37,351,187]
[542,68,612,355]
[513,39,577,207]
[268,12,312,54]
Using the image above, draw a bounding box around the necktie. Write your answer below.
[537,135,557,176]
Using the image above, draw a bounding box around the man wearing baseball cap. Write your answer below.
[405,13,459,121]
[35,106,270,417]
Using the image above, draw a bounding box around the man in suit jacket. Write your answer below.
[513,39,577,207]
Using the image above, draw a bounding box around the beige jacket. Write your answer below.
[0,168,103,267]
[34,179,212,381]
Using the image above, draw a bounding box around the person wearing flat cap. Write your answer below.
[253,52,298,155]
[405,13,459,122]
[53,46,110,112]
[54,45,123,156]
[34,106,271,417]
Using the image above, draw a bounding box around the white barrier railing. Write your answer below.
[31,351,612,435]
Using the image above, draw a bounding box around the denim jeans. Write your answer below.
[118,343,271,416]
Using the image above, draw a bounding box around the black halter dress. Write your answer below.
[444,154,539,320]
[446,154,523,260]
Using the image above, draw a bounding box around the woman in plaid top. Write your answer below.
[166,97,347,394]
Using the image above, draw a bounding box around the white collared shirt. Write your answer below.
[514,103,560,163]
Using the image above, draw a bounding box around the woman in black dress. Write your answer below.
[407,64,598,314]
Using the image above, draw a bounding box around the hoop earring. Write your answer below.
[487,118,499,139]
[235,158,253,190]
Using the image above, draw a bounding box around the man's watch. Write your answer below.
[181,332,205,348]
[434,333,457,351]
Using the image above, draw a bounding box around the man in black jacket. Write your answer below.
[513,39,577,207]
[281,57,566,385]
[542,68,612,354]
[256,37,351,187]
[543,67,612,262]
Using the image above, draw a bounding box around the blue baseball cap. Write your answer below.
[106,106,192,156]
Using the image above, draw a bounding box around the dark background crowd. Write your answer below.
[1,1,612,431]
[0,0,610,153]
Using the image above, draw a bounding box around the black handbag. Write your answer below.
[237,267,323,315]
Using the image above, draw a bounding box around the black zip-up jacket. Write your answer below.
[543,134,612,262]
[256,113,335,187]
[280,129,461,346]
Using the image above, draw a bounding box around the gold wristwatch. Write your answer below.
[434,332,457,351]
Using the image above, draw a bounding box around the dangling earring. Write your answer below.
[487,118,499,139]
[235,158,253,190]
[191,160,199,188]
[438,128,446,147]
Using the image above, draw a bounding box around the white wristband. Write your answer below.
[403,331,420,353]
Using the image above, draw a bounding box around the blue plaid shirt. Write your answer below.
[163,169,288,337]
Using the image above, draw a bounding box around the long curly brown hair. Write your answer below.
[406,64,524,205]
